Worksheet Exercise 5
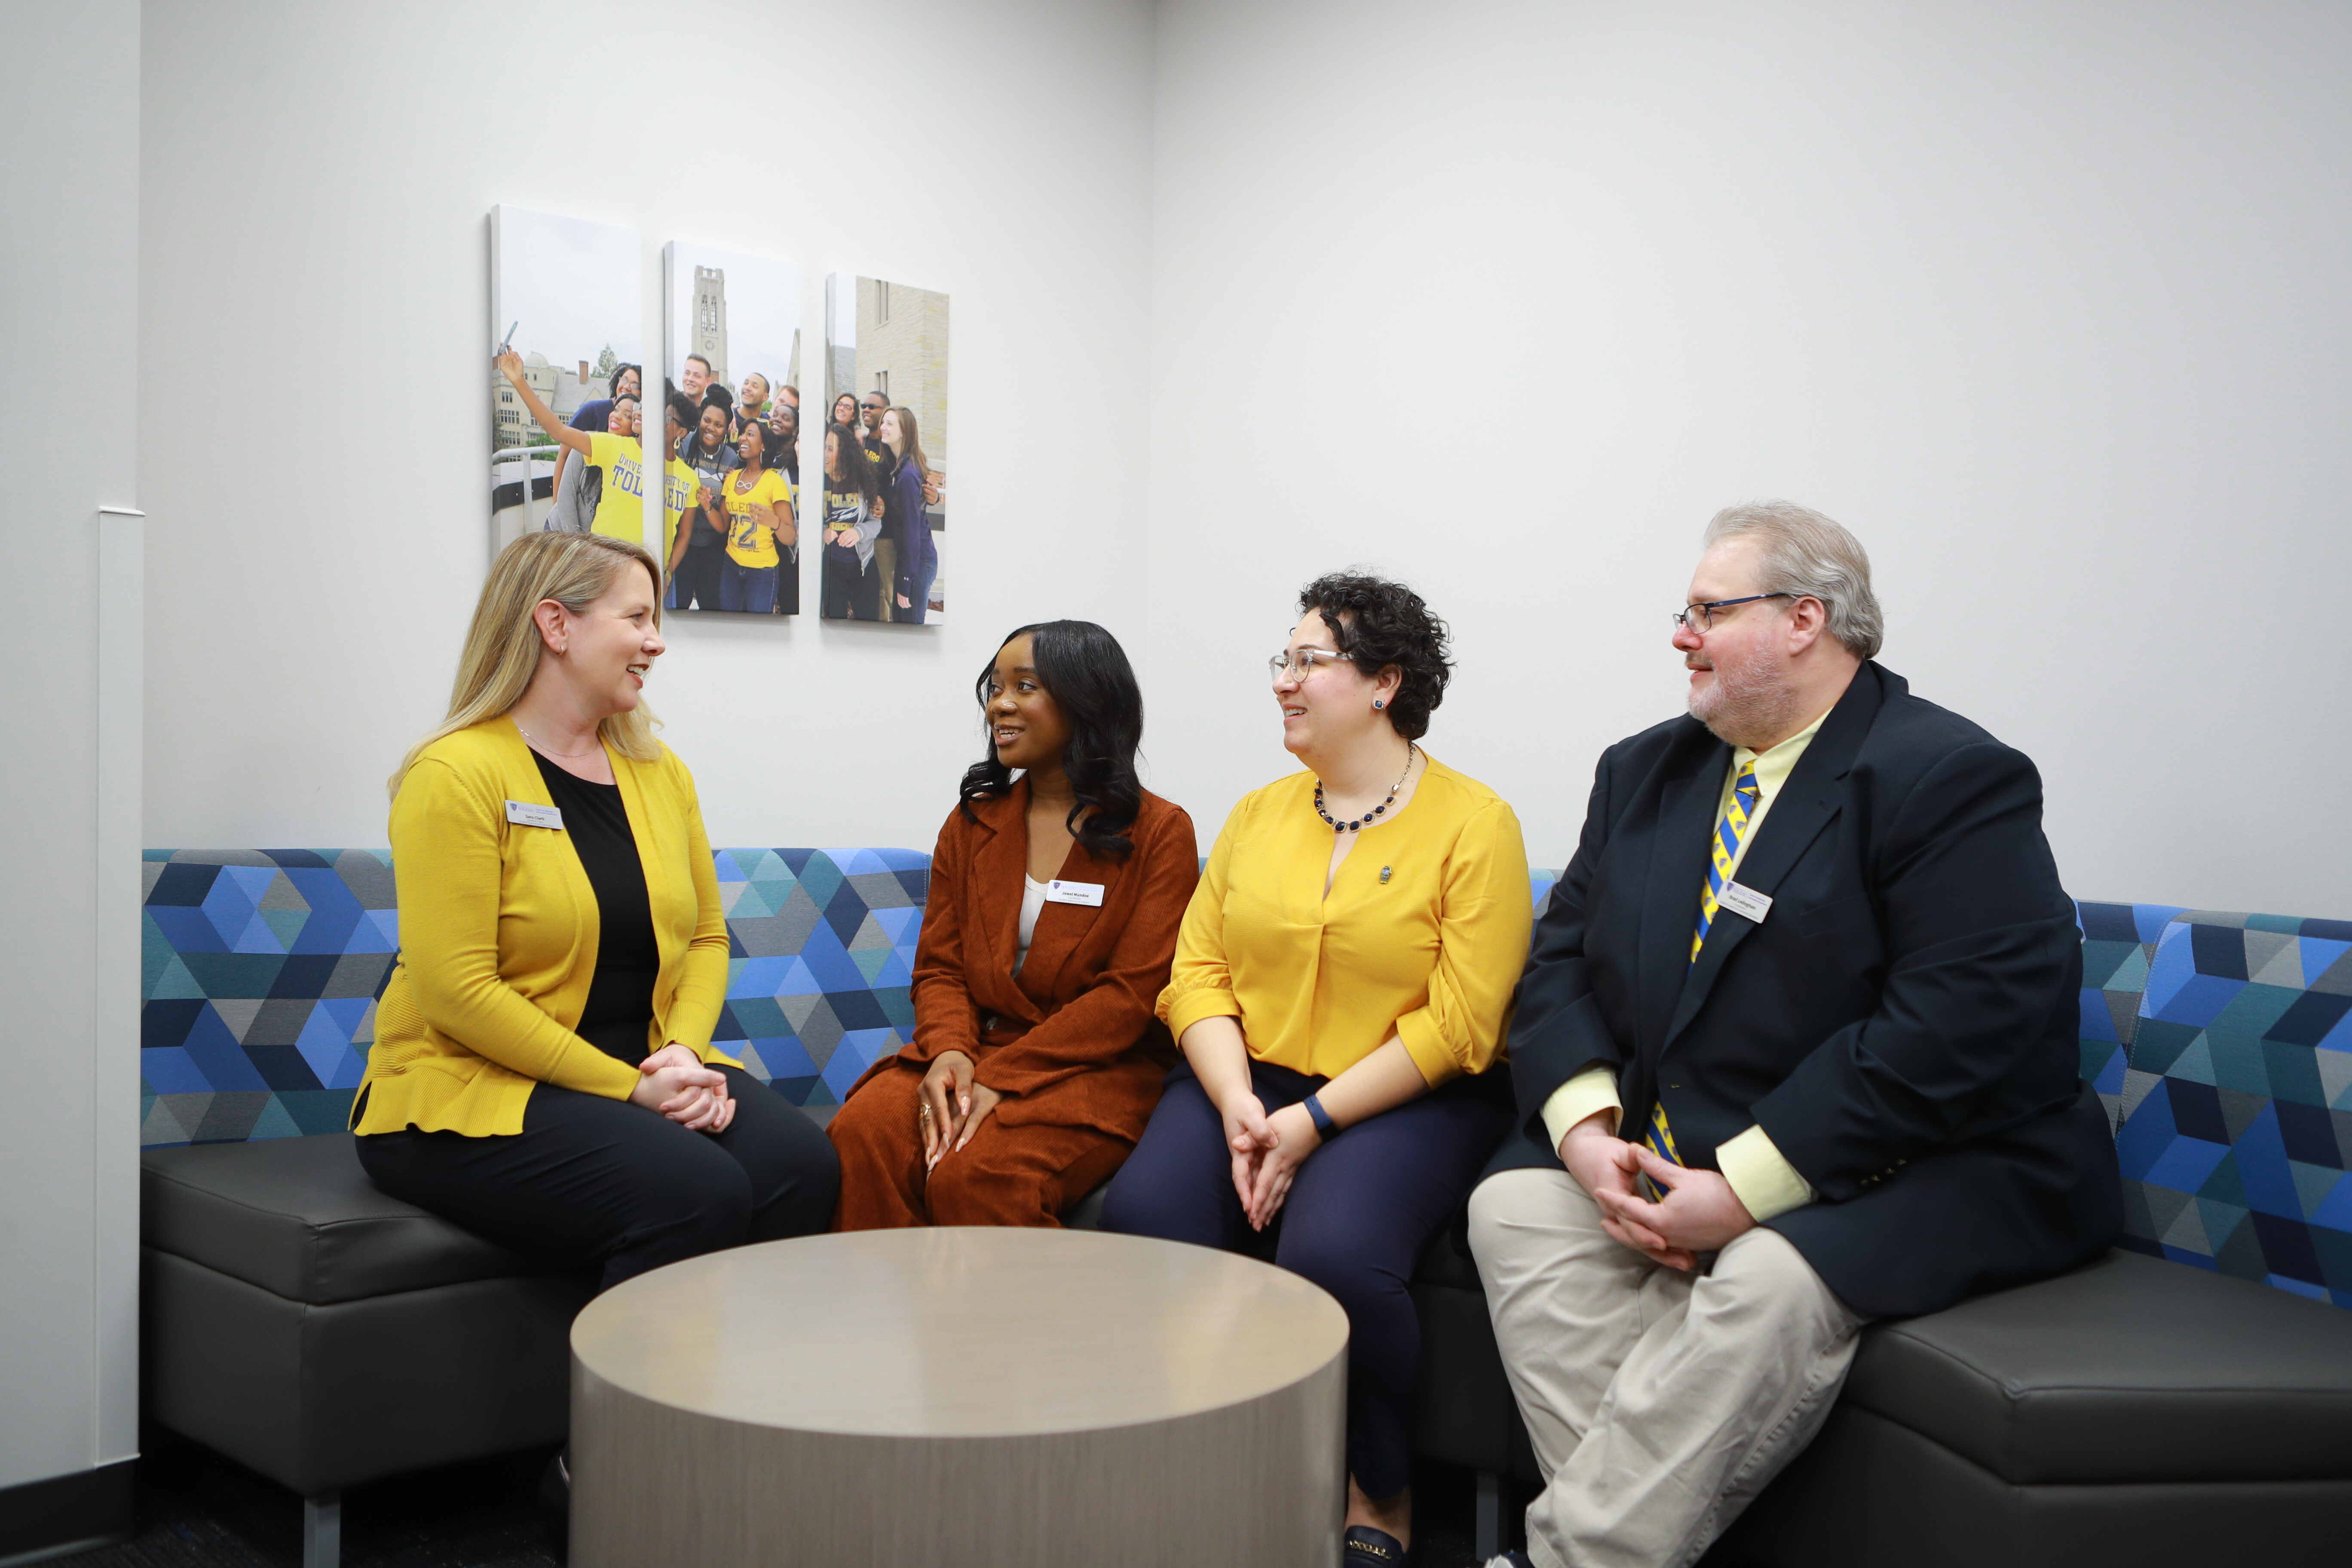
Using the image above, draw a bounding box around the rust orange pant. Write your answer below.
[827,1062,1133,1229]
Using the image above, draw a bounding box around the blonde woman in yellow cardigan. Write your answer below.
[353,531,837,1291]
[1101,573,1532,1568]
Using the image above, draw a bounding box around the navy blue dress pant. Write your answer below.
[1100,1060,1510,1498]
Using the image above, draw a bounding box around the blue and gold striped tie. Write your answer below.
[1690,761,1763,962]
[1644,760,1764,1199]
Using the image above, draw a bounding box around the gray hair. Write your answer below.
[1701,500,1883,660]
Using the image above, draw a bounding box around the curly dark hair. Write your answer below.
[958,621,1146,861]
[1297,571,1452,740]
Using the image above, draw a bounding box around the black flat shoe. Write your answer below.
[1344,1524,1409,1565]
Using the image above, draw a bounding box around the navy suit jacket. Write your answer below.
[1488,662,2122,1318]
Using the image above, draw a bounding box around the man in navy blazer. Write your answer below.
[1468,502,2119,1568]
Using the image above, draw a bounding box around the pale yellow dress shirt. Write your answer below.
[1538,708,1832,1221]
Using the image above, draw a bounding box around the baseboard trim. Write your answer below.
[0,1458,137,1566]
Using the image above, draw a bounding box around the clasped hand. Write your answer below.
[1559,1118,1753,1270]
[1223,1094,1322,1232]
[630,1043,733,1133]
[918,1050,1004,1170]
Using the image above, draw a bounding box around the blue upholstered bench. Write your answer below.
[139,856,2352,1568]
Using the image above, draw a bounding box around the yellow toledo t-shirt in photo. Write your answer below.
[723,468,791,568]
[662,455,696,563]
[584,432,646,543]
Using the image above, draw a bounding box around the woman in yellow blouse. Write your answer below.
[1100,573,1531,1568]
[717,421,795,615]
[352,531,837,1290]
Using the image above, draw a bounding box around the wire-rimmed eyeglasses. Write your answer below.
[1672,593,1794,634]
[1268,647,1350,679]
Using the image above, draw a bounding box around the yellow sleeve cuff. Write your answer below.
[1716,1124,1815,1223]
[556,1049,646,1102]
[1396,1013,1462,1089]
[1161,987,1242,1044]
[1538,1066,1622,1153]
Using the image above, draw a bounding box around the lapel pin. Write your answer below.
[1379,865,1392,884]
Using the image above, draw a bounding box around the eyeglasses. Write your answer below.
[1268,647,1350,679]
[1672,593,1794,633]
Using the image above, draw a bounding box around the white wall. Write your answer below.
[2,0,141,1492]
[143,1,2352,915]
[1147,0,2352,914]
[142,0,1155,851]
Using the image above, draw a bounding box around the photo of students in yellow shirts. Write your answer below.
[495,349,646,547]
[581,423,646,542]
[717,423,794,615]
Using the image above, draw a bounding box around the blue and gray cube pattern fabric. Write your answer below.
[137,858,2352,1311]
[2101,907,2352,1307]
[139,848,923,1148]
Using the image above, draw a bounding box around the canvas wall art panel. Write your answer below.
[662,242,807,617]
[821,274,949,624]
[488,206,646,557]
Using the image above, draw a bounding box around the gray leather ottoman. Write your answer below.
[1712,1249,2352,1565]
[141,1134,595,1568]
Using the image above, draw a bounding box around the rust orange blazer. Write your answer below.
[851,782,1199,1140]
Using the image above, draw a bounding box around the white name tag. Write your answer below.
[1045,879,1105,907]
[505,800,565,830]
[1717,880,1772,923]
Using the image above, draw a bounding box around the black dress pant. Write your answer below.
[357,1066,839,1290]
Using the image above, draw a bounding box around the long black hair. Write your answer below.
[958,621,1145,861]
[824,423,879,504]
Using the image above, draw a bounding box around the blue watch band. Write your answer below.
[1303,1092,1338,1138]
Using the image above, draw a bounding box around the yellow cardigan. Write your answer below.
[1159,754,1531,1086]
[351,717,738,1139]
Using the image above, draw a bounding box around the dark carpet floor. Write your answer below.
[44,1439,1493,1567]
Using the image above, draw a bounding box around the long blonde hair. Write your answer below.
[388,532,665,797]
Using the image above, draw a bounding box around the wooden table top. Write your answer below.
[570,1228,1349,1439]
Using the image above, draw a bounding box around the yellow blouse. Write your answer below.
[1158,755,1532,1085]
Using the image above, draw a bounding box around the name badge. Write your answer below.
[1045,879,1105,907]
[505,800,565,830]
[1717,881,1772,923]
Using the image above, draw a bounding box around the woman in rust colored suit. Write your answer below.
[830,620,1197,1227]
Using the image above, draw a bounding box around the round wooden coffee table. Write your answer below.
[568,1227,1349,1566]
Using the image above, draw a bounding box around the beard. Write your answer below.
[1688,648,1803,750]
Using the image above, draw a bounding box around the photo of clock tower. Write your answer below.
[692,265,728,388]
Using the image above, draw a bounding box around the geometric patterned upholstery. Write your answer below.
[2074,900,2186,1132]
[2110,910,2352,1308]
[133,859,2352,1313]
[141,850,399,1148]
[140,848,927,1149]
[706,847,925,1107]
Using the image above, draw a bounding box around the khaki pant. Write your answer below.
[1468,1169,1868,1568]
[874,539,897,622]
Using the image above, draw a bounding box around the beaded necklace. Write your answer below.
[1313,743,1418,834]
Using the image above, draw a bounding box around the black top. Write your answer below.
[532,752,659,1065]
